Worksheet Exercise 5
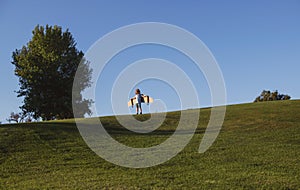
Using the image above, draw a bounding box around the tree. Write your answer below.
[12,25,92,120]
[7,112,21,123]
[254,90,291,102]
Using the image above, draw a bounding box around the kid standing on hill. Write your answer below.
[133,89,143,115]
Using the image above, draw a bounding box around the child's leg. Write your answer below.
[139,103,142,114]
[136,104,139,114]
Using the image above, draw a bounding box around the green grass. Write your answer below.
[0,100,300,189]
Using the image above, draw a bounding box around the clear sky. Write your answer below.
[0,0,299,122]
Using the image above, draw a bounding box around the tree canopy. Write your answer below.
[12,25,92,120]
[254,90,291,102]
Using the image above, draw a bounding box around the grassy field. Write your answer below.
[0,100,300,189]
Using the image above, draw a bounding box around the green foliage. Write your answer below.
[254,90,291,102]
[6,112,21,123]
[12,25,92,120]
[0,100,300,189]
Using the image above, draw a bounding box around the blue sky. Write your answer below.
[0,0,299,122]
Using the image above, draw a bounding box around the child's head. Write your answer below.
[135,88,140,94]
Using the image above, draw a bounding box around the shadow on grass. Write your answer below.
[1,110,209,136]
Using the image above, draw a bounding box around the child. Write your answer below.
[133,88,143,114]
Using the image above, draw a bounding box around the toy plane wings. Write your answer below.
[128,95,154,107]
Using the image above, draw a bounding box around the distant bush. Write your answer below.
[254,90,291,102]
[6,112,21,123]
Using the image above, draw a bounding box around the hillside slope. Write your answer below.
[0,100,300,189]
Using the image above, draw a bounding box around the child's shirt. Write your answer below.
[135,94,142,103]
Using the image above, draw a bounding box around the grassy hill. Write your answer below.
[0,100,300,189]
